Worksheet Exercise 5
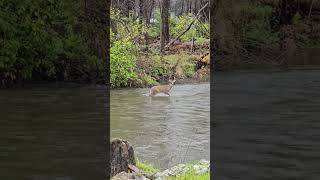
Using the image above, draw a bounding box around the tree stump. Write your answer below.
[111,138,136,177]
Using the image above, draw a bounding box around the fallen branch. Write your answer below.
[165,2,209,49]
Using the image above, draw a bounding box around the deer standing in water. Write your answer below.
[149,76,176,97]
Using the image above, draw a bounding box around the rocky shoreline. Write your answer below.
[111,159,210,180]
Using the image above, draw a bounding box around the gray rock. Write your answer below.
[154,160,210,180]
[111,171,150,180]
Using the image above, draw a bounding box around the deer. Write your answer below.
[149,76,176,97]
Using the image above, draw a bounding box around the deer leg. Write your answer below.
[165,92,170,96]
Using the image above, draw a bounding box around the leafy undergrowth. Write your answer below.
[136,53,205,86]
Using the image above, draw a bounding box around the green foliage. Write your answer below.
[170,13,209,42]
[111,8,147,43]
[182,62,196,78]
[109,8,209,88]
[110,39,137,88]
[148,9,161,38]
[236,5,279,49]
[147,54,196,80]
[149,56,169,79]
[136,71,157,87]
[0,0,104,86]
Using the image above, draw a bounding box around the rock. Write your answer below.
[154,160,210,180]
[111,172,134,180]
[111,172,150,180]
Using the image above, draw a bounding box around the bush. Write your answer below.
[110,39,137,88]
[0,0,104,86]
[236,5,279,49]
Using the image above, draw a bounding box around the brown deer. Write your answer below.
[149,76,176,97]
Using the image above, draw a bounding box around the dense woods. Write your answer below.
[211,0,320,70]
[0,0,109,87]
[1,0,319,87]
[110,0,210,88]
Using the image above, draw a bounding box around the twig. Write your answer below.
[308,0,315,18]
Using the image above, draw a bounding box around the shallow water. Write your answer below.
[111,83,210,169]
[213,70,320,180]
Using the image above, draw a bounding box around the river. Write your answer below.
[213,70,320,180]
[111,83,210,169]
[0,84,107,180]
[2,69,318,179]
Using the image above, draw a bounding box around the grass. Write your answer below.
[136,160,159,174]
[148,54,199,79]
[136,160,210,180]
[168,172,210,180]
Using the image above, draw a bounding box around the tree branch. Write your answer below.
[164,2,208,49]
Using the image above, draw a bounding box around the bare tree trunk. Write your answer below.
[161,0,170,53]
[211,0,221,71]
[174,1,177,16]
[110,20,118,34]
[139,0,144,23]
[181,0,184,16]
[194,0,197,15]
[144,0,155,47]
[84,0,87,15]
[134,0,139,19]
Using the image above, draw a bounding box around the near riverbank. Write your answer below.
[111,159,210,180]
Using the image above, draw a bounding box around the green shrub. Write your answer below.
[149,55,169,80]
[0,0,104,85]
[183,62,196,78]
[110,38,137,88]
[236,5,279,49]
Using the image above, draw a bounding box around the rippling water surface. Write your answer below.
[213,70,320,180]
[0,85,107,180]
[111,83,210,169]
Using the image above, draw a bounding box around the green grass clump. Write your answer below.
[136,160,210,180]
[168,172,210,180]
[136,160,159,174]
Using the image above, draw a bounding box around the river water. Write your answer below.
[0,84,107,180]
[213,70,320,180]
[2,70,319,179]
[111,83,210,169]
